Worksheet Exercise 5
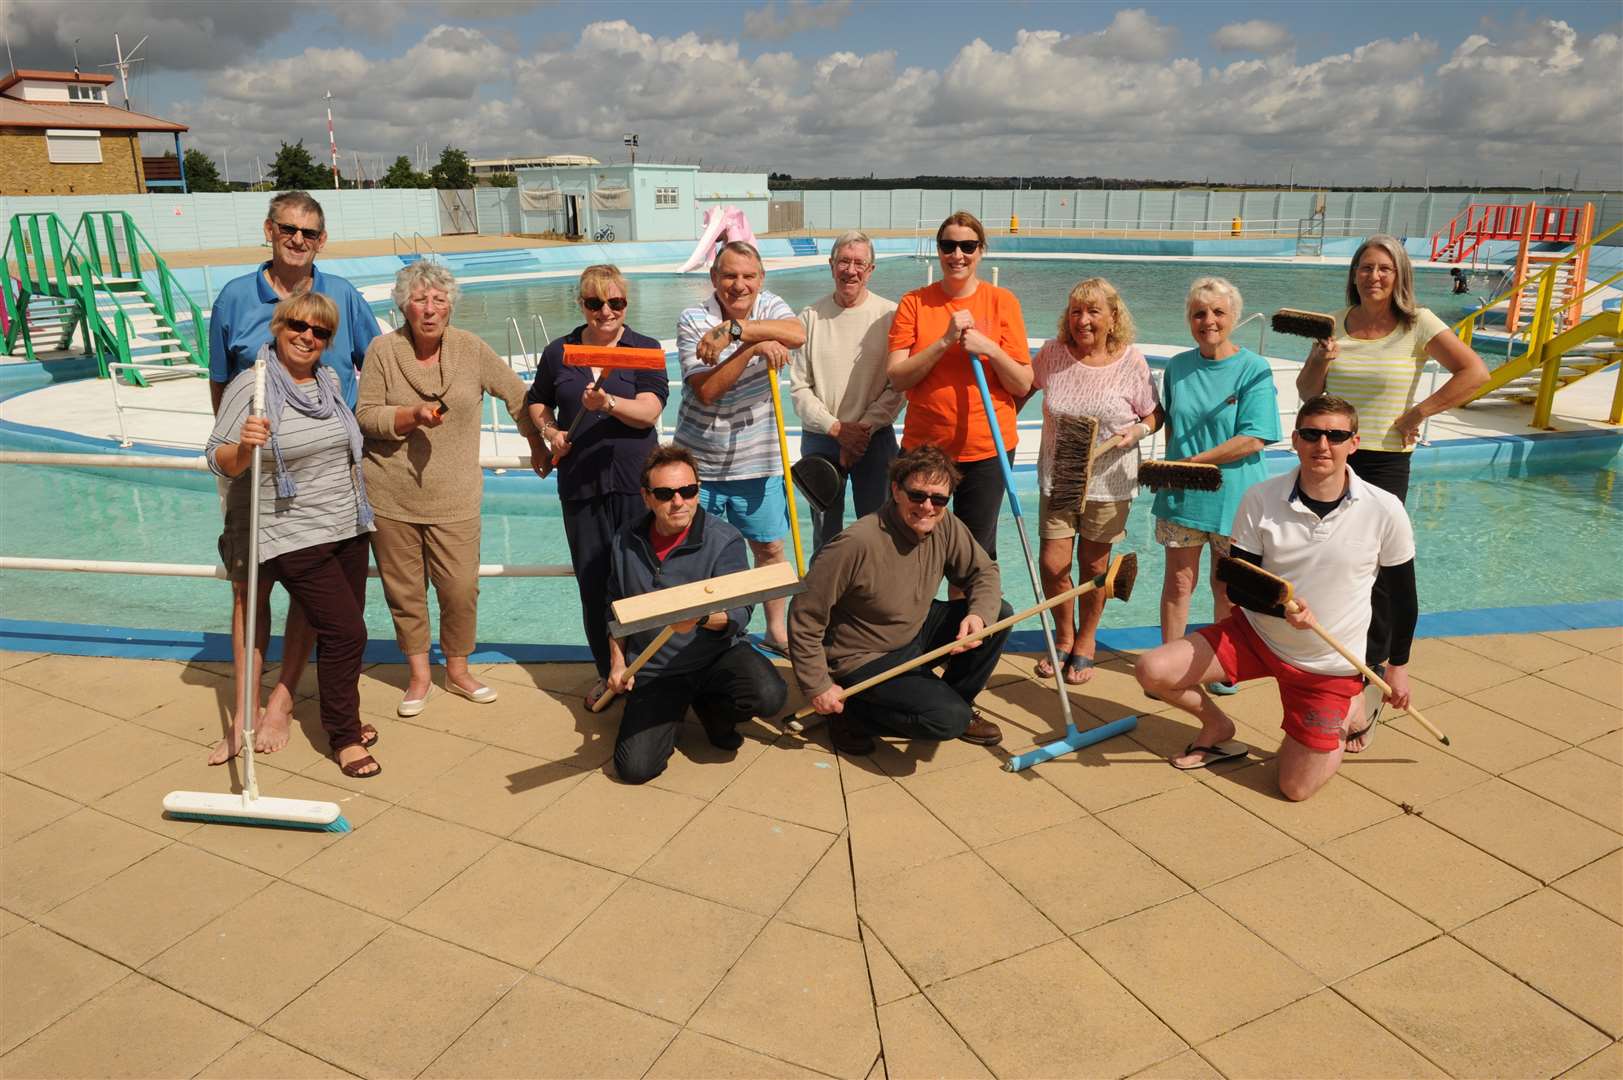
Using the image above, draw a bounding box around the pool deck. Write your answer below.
[1,629,1619,1078]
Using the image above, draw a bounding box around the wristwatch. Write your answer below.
[604,394,617,413]
[727,319,743,343]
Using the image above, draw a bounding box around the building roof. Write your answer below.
[0,69,116,93]
[0,98,187,133]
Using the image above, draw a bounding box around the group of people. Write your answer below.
[204,192,1487,801]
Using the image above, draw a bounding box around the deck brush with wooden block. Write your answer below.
[1138,459,1222,492]
[1270,308,1336,341]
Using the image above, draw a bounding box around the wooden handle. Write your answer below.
[1288,602,1449,745]
[590,624,676,713]
[788,556,1126,728]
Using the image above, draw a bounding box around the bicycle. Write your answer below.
[593,225,615,243]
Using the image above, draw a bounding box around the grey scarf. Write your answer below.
[259,343,375,529]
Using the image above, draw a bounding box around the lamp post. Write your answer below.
[623,133,638,165]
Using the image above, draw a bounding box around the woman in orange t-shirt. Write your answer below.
[887,211,1031,558]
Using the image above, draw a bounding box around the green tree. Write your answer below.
[380,155,432,189]
[488,171,517,188]
[429,146,472,190]
[270,140,332,191]
[181,148,230,193]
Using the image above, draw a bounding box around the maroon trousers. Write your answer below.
[264,533,369,753]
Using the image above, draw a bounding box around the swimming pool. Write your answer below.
[440,257,1479,366]
[3,443,1617,654]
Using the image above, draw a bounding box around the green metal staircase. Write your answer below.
[3,211,206,386]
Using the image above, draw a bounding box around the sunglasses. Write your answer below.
[273,221,323,242]
[583,296,628,312]
[903,488,951,508]
[937,239,981,255]
[1296,427,1355,445]
[646,483,700,502]
[284,318,334,341]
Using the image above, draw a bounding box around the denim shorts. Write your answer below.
[699,475,788,543]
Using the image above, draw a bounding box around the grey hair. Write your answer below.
[829,230,875,266]
[1347,234,1416,329]
[1186,276,1243,320]
[711,240,763,274]
[392,260,460,312]
[266,190,325,232]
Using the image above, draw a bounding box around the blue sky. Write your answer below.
[10,1,1621,186]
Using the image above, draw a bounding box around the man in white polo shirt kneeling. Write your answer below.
[1135,394,1417,801]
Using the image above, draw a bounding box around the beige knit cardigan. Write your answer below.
[356,325,536,523]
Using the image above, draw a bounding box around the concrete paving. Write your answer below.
[1,629,1618,1078]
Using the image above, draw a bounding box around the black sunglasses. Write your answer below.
[273,221,323,242]
[583,296,628,312]
[937,239,981,255]
[1296,427,1355,445]
[903,487,950,508]
[646,483,700,502]
[284,317,334,341]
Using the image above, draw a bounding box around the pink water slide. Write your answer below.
[678,205,758,273]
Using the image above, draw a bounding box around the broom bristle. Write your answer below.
[1139,460,1222,492]
[1215,557,1292,618]
[1110,552,1138,602]
[1047,413,1099,514]
[1270,309,1336,340]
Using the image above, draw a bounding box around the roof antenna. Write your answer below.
[99,33,148,110]
[3,0,16,74]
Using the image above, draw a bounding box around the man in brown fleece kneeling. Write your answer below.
[788,445,1013,755]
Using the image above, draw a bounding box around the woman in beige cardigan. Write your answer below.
[357,261,544,716]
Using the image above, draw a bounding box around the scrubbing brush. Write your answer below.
[1048,413,1134,515]
[1139,459,1222,492]
[1271,309,1335,341]
[1214,557,1449,745]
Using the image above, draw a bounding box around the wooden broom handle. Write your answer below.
[1288,602,1449,745]
[789,557,1123,726]
[590,623,676,713]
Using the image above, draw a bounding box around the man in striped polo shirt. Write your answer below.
[674,241,807,652]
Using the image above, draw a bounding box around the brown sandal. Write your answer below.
[359,723,379,749]
[338,752,381,779]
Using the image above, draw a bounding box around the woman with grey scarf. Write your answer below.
[207,293,381,779]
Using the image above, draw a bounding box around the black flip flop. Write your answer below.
[1171,741,1248,771]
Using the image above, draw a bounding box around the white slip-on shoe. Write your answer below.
[446,680,498,704]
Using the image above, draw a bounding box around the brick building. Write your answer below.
[0,69,189,196]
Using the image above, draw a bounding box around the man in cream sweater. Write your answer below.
[790,230,904,550]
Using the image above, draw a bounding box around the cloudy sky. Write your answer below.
[7,0,1620,188]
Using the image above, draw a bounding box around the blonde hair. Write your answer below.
[1057,277,1135,354]
[578,263,628,301]
[269,292,339,338]
[1347,235,1417,328]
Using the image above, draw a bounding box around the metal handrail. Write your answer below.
[1235,312,1268,355]
[0,449,538,472]
[106,363,211,447]
[911,216,1382,257]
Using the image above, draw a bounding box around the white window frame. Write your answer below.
[654,186,679,209]
[67,84,107,102]
[45,129,103,164]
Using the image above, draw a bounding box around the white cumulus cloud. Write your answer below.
[1211,20,1294,53]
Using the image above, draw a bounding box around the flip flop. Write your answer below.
[1206,680,1238,696]
[1062,652,1096,685]
[1171,741,1248,771]
[338,752,382,779]
[752,635,791,659]
[1347,669,1385,754]
[1034,652,1067,679]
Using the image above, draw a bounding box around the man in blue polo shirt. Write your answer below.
[204,190,380,766]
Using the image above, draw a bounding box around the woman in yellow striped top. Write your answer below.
[1296,235,1487,503]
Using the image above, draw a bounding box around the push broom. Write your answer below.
[163,357,350,832]
[537,343,670,479]
[786,554,1141,765]
[1270,309,1337,342]
[1214,556,1450,745]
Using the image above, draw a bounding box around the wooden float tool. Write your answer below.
[1270,308,1336,341]
[1138,459,1222,492]
[1214,556,1450,746]
[591,562,805,713]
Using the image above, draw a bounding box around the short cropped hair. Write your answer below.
[266,190,326,232]
[1347,234,1417,329]
[829,230,874,267]
[935,210,986,250]
[641,443,699,488]
[1185,276,1243,321]
[888,445,963,493]
[269,292,339,338]
[1295,393,1359,433]
[578,263,628,301]
[392,260,460,312]
[711,241,764,275]
[1057,277,1136,354]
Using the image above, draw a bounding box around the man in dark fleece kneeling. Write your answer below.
[789,445,1012,755]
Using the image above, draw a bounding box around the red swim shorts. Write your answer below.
[1196,612,1365,752]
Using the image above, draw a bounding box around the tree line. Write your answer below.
[767,173,1587,194]
[178,142,499,192]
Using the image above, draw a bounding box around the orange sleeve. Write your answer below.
[889,290,920,355]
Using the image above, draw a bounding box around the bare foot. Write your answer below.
[207,729,244,766]
[254,704,292,754]
[1169,716,1238,769]
[1063,652,1097,686]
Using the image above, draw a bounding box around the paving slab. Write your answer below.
[993,735,1196,812]
[643,722,776,801]
[845,780,967,883]
[1198,989,1447,1078]
[0,681,116,767]
[0,924,126,1054]
[1580,728,1623,765]
[1209,758,1399,847]
[7,655,222,721]
[646,1030,822,1079]
[1472,673,1622,744]
[1099,782,1303,889]
[181,772,389,876]
[0,775,78,847]
[714,737,847,832]
[0,808,168,918]
[1389,696,1569,775]
[1130,1049,1224,1079]
[1405,638,1523,697]
[1077,892,1321,1044]
[1424,777,1622,883]
[1443,632,1587,674]
[286,805,496,919]
[1339,936,1608,1079]
[1338,727,1491,807]
[636,802,835,915]
[92,754,294,841]
[512,770,705,874]
[1540,627,1623,653]
[860,923,918,1005]
[1562,1041,1623,1080]
[876,993,994,1080]
[778,831,860,940]
[1553,849,1623,924]
[399,743,588,836]
[1532,653,1623,710]
[900,758,1086,848]
[1454,888,1623,1037]
[13,721,196,803]
[1505,746,1623,832]
[196,1033,352,1079]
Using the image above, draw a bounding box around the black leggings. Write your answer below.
[1348,449,1412,667]
[952,451,1015,560]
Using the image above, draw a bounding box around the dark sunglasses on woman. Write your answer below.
[937,239,981,255]
[903,487,951,508]
[1296,427,1355,445]
[583,297,628,312]
[285,318,334,341]
[646,483,700,501]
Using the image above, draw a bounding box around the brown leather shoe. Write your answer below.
[958,710,1003,747]
[830,713,876,756]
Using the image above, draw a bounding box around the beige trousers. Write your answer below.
[369,514,482,657]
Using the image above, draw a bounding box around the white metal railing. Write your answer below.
[108,362,211,447]
[912,217,1382,258]
[1235,312,1269,355]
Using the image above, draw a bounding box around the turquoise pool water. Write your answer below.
[440,258,1479,366]
[3,450,1617,650]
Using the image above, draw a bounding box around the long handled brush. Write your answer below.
[1046,413,1134,515]
[537,343,670,479]
[1139,459,1222,492]
[767,371,806,575]
[1214,556,1449,745]
[1270,309,1336,341]
[163,358,350,832]
[788,552,1138,732]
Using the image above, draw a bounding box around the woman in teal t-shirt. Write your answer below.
[1153,278,1280,659]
